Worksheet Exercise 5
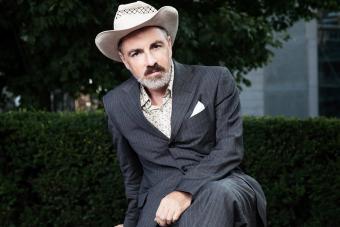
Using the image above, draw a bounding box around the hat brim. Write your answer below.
[95,6,178,62]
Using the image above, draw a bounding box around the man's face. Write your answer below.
[119,27,173,90]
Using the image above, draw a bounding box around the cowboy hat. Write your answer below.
[95,1,178,62]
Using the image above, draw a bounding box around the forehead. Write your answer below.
[119,27,168,50]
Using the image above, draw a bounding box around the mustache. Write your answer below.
[144,63,166,76]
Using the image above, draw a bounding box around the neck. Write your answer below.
[145,85,168,106]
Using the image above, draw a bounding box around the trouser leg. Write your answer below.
[174,173,259,227]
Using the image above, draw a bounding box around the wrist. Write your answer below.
[175,191,192,199]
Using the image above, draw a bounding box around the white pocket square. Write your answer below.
[190,101,205,117]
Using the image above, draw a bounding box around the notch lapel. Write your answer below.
[121,78,169,140]
[170,61,198,142]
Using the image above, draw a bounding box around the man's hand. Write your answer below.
[155,191,192,226]
[114,224,123,227]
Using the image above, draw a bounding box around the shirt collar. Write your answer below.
[140,61,174,108]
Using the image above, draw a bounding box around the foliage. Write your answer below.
[242,116,340,226]
[0,0,340,109]
[1,112,340,226]
[0,111,125,226]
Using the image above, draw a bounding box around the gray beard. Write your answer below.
[138,70,171,90]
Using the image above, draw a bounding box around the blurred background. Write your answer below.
[1,0,340,117]
[1,1,340,226]
[240,11,340,118]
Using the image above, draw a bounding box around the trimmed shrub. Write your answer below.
[0,112,125,226]
[243,116,340,226]
[0,112,339,226]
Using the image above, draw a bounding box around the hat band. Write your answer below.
[115,5,157,20]
[114,12,157,30]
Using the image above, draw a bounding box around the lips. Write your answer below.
[146,71,162,77]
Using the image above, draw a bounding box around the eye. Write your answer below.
[152,43,162,49]
[130,52,139,57]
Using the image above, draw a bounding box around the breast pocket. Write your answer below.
[179,103,214,141]
[185,107,209,128]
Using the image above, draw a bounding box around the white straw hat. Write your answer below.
[95,1,178,62]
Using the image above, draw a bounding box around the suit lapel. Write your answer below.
[170,61,197,142]
[119,61,198,142]
[121,78,169,140]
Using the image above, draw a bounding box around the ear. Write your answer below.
[119,52,131,70]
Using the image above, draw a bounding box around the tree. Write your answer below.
[0,0,339,110]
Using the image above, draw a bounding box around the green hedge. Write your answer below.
[1,112,339,226]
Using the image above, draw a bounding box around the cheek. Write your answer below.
[130,63,146,77]
[156,51,171,64]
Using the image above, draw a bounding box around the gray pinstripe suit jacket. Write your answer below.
[103,61,266,227]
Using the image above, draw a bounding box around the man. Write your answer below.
[95,1,266,227]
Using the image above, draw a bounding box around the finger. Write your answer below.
[155,202,167,226]
[165,209,174,225]
[157,216,167,227]
[154,215,164,226]
[155,203,164,220]
[159,208,169,226]
[172,210,181,222]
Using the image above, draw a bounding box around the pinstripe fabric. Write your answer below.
[103,60,267,227]
[171,172,258,227]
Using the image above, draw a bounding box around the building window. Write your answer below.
[318,12,340,117]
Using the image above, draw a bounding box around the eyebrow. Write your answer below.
[126,40,165,57]
[151,40,164,46]
[127,48,142,57]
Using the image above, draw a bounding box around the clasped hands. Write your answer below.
[114,191,192,227]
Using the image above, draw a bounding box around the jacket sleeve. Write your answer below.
[105,111,143,227]
[175,68,244,196]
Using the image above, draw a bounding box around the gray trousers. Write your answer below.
[137,172,264,227]
[171,173,261,227]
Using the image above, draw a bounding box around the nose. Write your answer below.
[145,51,157,66]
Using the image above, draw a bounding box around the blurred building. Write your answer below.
[240,12,340,118]
[49,91,99,112]
[74,94,100,111]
